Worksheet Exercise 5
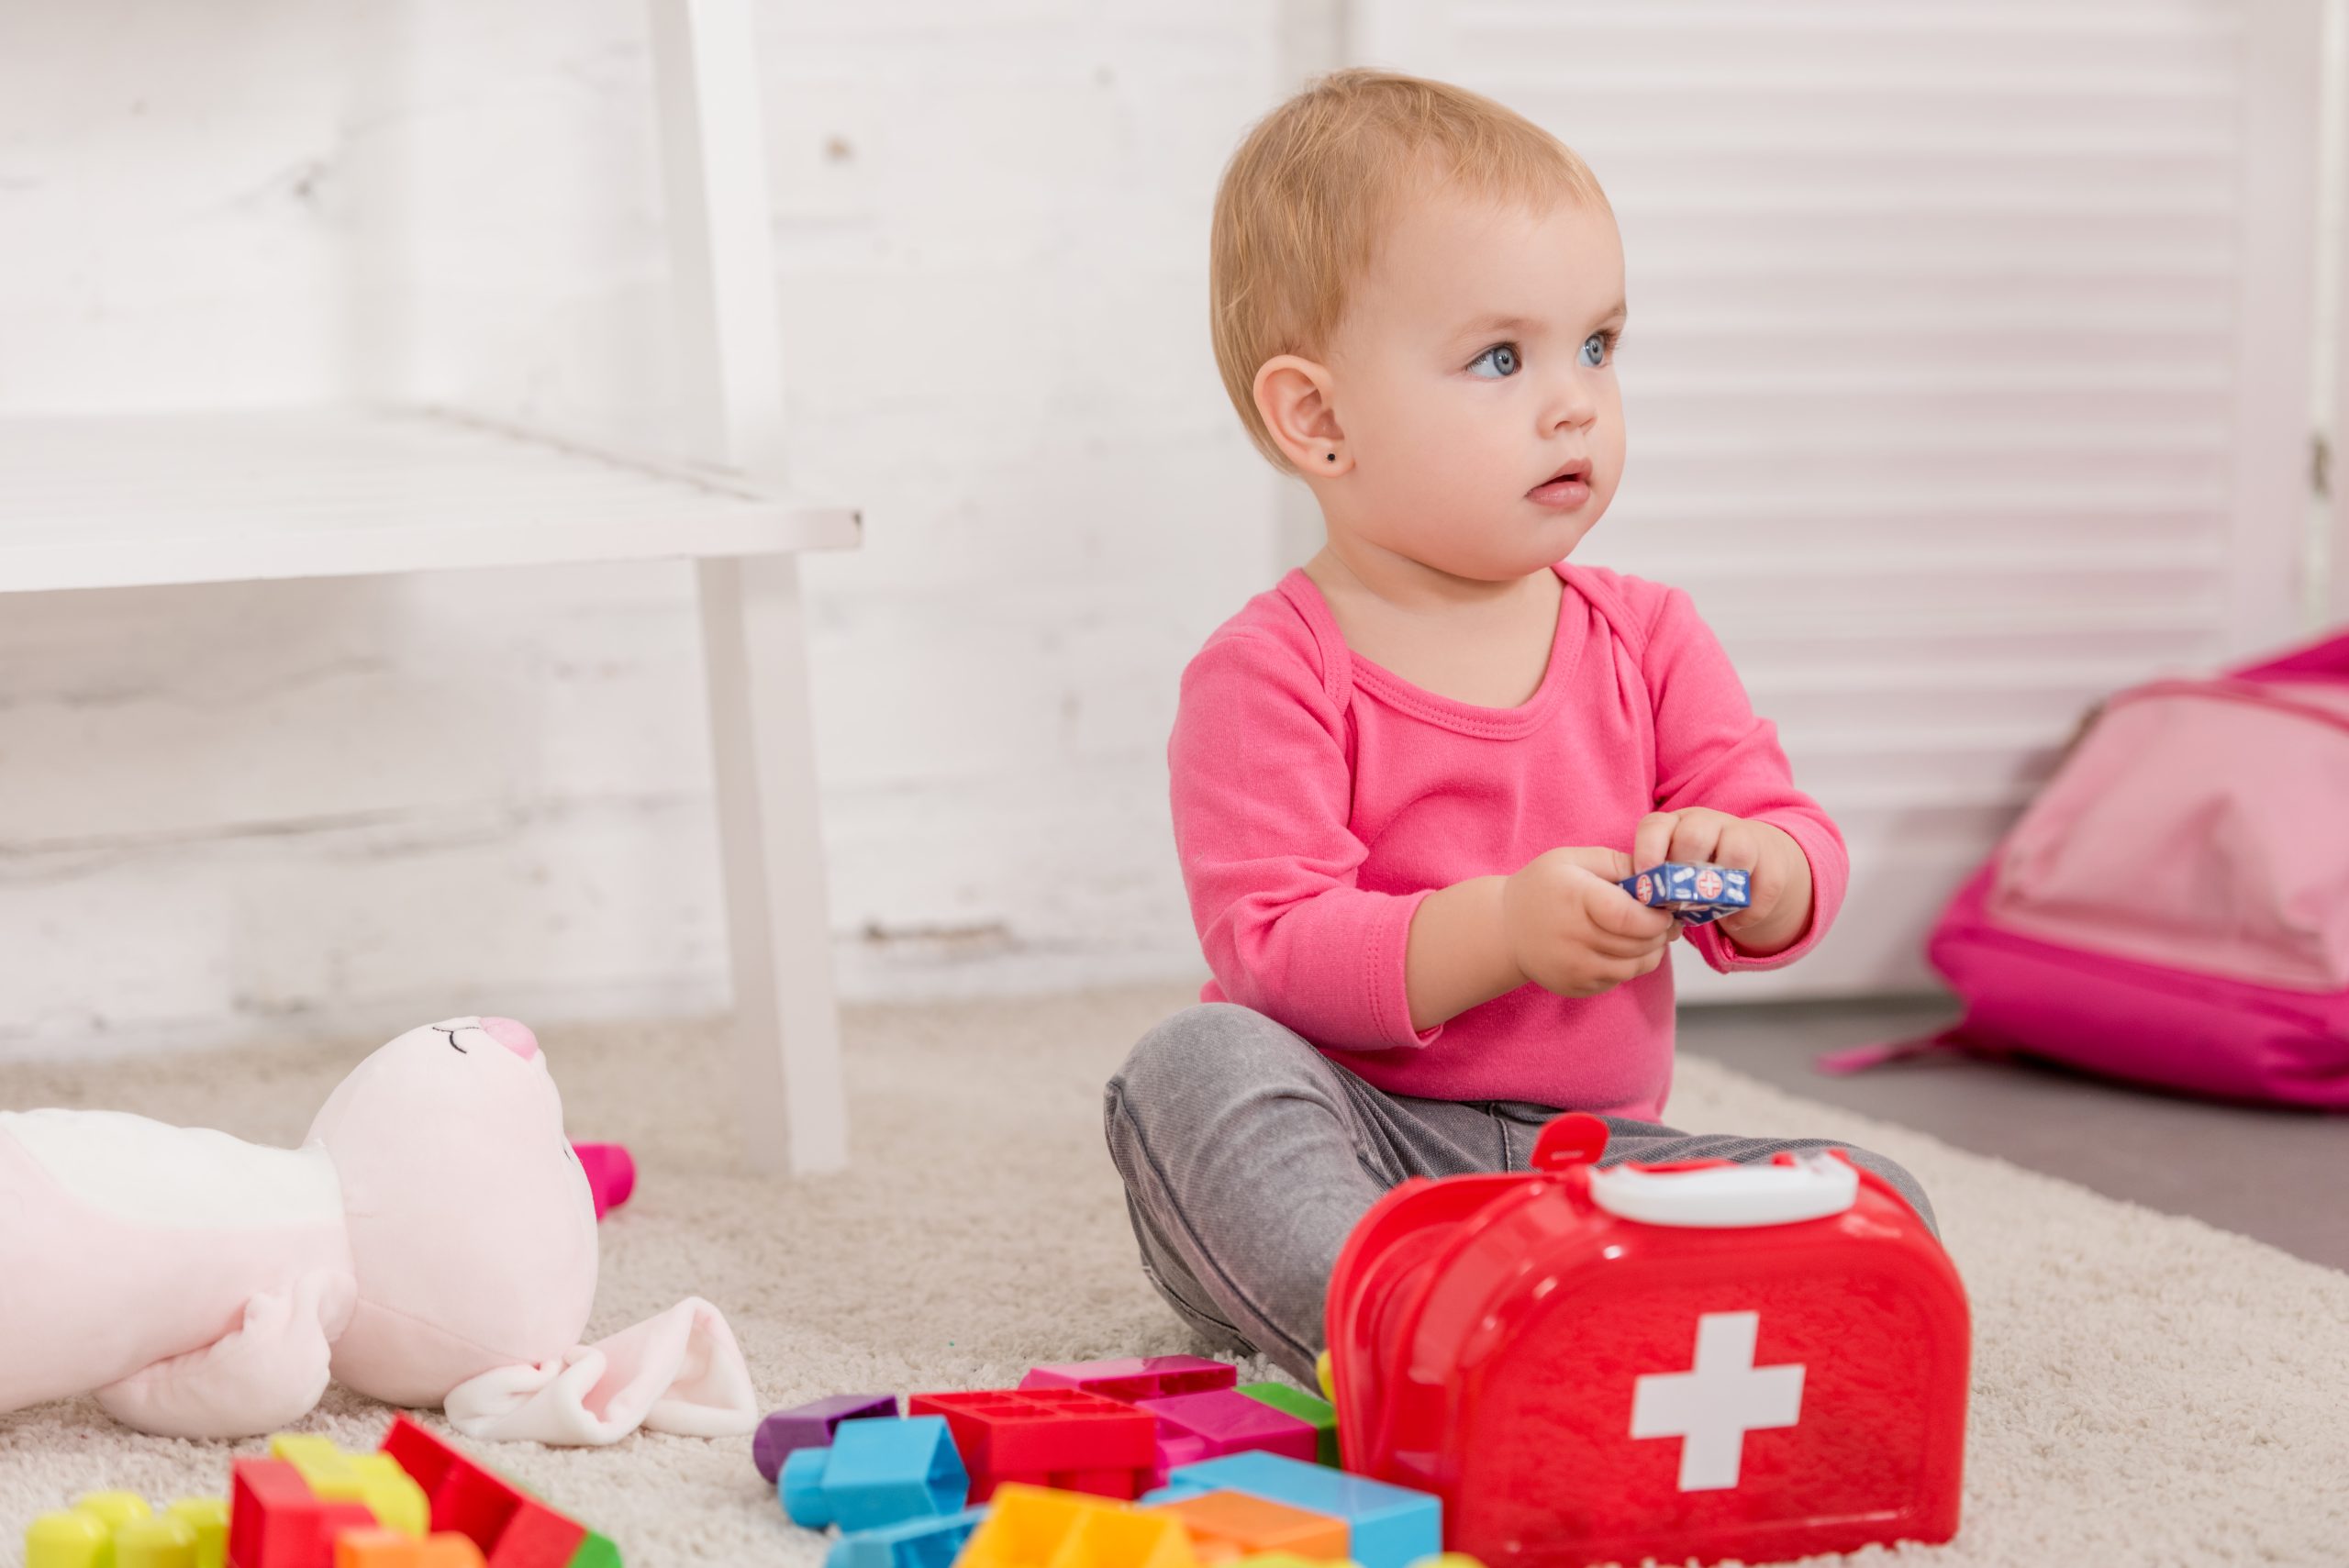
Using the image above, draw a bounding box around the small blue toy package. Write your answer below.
[1620,862,1751,925]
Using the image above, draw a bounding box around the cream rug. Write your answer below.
[1,984,2343,1568]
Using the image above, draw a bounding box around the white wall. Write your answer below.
[0,0,1283,1057]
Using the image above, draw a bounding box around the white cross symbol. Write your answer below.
[1630,1311,1806,1491]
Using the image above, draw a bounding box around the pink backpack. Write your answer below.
[1823,628,2349,1108]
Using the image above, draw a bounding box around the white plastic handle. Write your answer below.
[1587,1151,1859,1229]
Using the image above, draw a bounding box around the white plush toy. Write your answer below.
[0,1017,758,1445]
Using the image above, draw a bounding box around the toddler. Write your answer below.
[1103,70,1936,1384]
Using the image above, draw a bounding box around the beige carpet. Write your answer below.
[2,984,2343,1567]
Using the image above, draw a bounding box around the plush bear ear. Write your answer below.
[439,1297,759,1445]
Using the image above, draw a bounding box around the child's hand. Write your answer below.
[1631,808,1814,956]
[1502,847,1680,999]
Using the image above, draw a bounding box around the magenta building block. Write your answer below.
[1018,1355,1236,1404]
[1136,1387,1319,1473]
[571,1141,636,1221]
[754,1393,903,1484]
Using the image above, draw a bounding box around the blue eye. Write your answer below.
[1579,333,1611,368]
[1469,343,1520,379]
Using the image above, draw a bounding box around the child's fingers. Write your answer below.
[1632,812,1680,871]
[1585,876,1676,942]
[1550,844,1635,882]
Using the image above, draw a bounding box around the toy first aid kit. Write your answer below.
[1325,1112,1969,1567]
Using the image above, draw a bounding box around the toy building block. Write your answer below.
[26,1489,231,1568]
[1019,1356,1235,1404]
[569,1142,635,1221]
[957,1485,1197,1568]
[331,1531,486,1568]
[1165,1455,1437,1568]
[115,1514,202,1568]
[24,1510,113,1568]
[778,1416,968,1533]
[374,1416,599,1568]
[907,1388,1156,1501]
[559,1535,618,1568]
[1145,1490,1348,1564]
[1136,1389,1319,1480]
[272,1435,429,1538]
[172,1499,233,1568]
[1617,862,1751,926]
[821,1506,989,1568]
[1313,1354,1335,1405]
[753,1393,902,1483]
[1234,1385,1339,1468]
[229,1459,381,1568]
[1136,1479,1214,1507]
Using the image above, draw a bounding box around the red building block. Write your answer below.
[907,1389,1157,1502]
[228,1460,382,1568]
[1019,1357,1236,1404]
[374,1418,589,1568]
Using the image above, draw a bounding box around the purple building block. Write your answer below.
[1136,1386,1319,1484]
[1018,1355,1236,1404]
[754,1393,902,1484]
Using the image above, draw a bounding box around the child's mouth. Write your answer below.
[1528,461,1592,509]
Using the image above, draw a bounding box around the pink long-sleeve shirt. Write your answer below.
[1169,561,1846,1121]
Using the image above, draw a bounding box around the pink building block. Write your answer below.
[571,1143,635,1222]
[1135,1388,1319,1485]
[1018,1356,1235,1404]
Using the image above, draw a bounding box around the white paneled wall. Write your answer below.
[0,1,1280,1057]
[0,1,2331,1057]
[1358,0,2326,996]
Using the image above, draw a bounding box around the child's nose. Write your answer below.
[479,1017,540,1062]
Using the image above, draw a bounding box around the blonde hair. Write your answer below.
[1209,69,1610,471]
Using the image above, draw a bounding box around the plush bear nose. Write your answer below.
[479,1017,540,1062]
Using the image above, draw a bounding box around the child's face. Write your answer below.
[1316,187,1627,581]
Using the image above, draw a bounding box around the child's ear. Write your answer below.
[1253,354,1352,475]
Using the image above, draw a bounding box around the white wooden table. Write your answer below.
[0,0,857,1174]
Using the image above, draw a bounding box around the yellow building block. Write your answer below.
[166,1499,229,1568]
[73,1493,151,1534]
[269,1433,429,1537]
[23,1510,109,1568]
[959,1484,1200,1568]
[24,1496,229,1568]
[110,1514,196,1568]
[1313,1352,1334,1404]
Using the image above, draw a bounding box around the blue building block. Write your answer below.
[1135,1478,1214,1507]
[1167,1451,1439,1568]
[781,1416,970,1532]
[824,1506,989,1568]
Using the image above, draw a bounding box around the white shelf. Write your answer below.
[0,404,862,594]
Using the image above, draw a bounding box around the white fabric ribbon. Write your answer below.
[442,1297,759,1445]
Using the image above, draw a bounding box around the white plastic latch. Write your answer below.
[1587,1151,1859,1229]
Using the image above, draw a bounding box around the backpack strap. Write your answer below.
[1814,1027,2013,1076]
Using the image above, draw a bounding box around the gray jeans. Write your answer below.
[1102,1002,1938,1385]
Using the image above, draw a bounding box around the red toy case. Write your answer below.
[1325,1113,1969,1567]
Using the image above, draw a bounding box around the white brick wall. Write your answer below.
[0,1,1288,1057]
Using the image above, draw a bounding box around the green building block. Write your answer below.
[566,1531,622,1568]
[1237,1383,1341,1466]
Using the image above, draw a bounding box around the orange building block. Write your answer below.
[1148,1492,1347,1564]
[333,1529,487,1567]
[957,1484,1200,1568]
